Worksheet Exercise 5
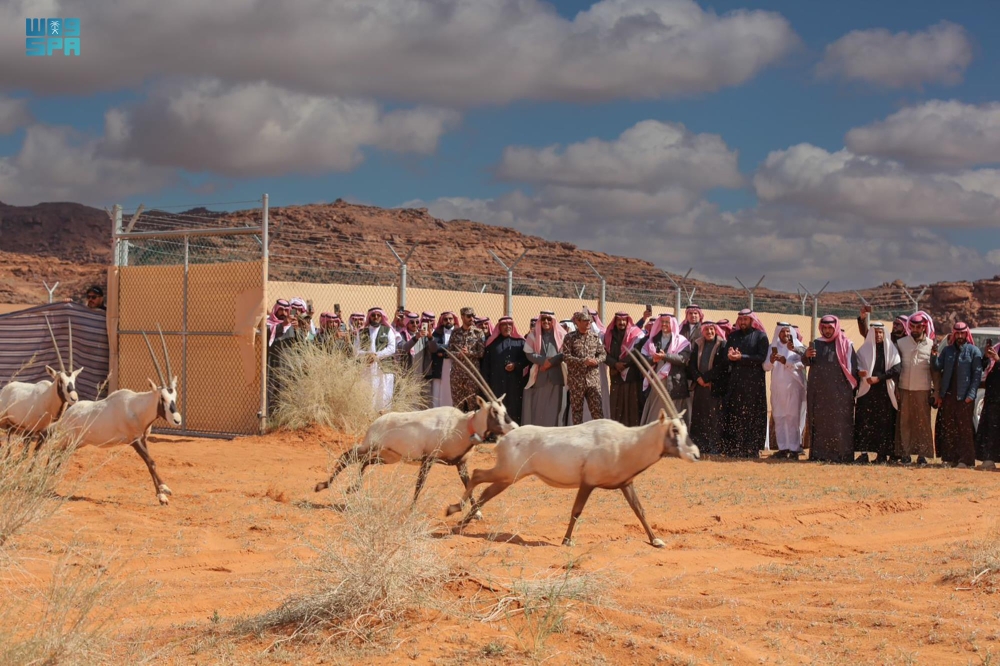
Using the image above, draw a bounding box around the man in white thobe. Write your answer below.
[356,307,396,411]
[764,322,807,459]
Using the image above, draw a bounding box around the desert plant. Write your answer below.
[0,429,80,548]
[235,468,449,647]
[0,546,136,666]
[268,339,428,436]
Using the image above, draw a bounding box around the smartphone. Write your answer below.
[645,303,652,311]
[421,323,428,334]
[334,303,341,315]
[987,338,994,350]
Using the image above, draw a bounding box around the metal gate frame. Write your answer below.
[111,195,269,437]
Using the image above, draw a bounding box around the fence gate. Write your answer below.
[110,199,268,437]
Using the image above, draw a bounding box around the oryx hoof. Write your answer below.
[157,493,170,506]
[445,503,462,517]
[472,510,484,521]
[562,537,574,547]
[158,485,172,496]
[651,538,666,548]
[314,482,328,493]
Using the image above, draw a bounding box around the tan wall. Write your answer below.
[118,261,263,435]
[0,303,35,315]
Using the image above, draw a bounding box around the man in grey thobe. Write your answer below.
[524,310,566,427]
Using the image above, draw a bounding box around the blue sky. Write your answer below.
[2,0,999,289]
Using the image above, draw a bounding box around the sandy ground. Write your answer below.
[6,428,1000,665]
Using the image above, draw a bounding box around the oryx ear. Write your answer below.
[476,395,487,407]
[147,378,158,391]
[171,376,178,390]
[677,409,687,420]
[657,409,667,425]
[498,393,506,402]
[45,365,57,378]
[72,368,84,379]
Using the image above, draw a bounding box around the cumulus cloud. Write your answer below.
[817,21,973,89]
[753,143,1000,227]
[0,125,174,205]
[846,100,1000,169]
[103,80,459,177]
[497,120,743,191]
[0,0,798,105]
[0,96,31,135]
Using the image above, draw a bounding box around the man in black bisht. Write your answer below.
[721,309,769,458]
[481,316,529,425]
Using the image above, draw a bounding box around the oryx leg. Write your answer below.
[132,436,170,506]
[314,446,365,492]
[447,466,496,516]
[457,480,511,531]
[621,483,664,548]
[562,485,595,546]
[346,455,382,494]
[454,460,484,520]
[412,457,434,505]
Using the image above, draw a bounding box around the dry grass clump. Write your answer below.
[0,547,134,666]
[236,470,450,646]
[0,430,78,547]
[269,339,428,436]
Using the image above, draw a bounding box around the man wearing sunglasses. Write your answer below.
[449,307,486,413]
[84,285,106,311]
[524,310,566,427]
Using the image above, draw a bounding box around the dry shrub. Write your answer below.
[269,340,428,436]
[236,469,449,646]
[0,546,139,666]
[0,430,79,547]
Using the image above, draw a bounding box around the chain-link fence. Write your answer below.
[111,199,266,437]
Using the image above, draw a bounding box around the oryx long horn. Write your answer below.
[629,348,679,419]
[156,324,173,383]
[141,331,166,387]
[445,348,497,402]
[67,319,73,371]
[44,315,66,372]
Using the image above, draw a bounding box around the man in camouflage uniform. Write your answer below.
[563,311,607,424]
[449,306,486,412]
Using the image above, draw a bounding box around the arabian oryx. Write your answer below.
[314,350,518,510]
[0,316,83,442]
[447,349,699,547]
[49,326,182,505]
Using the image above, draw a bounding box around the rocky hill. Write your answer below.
[1,199,998,331]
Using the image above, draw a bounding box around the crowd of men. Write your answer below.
[265,297,1000,468]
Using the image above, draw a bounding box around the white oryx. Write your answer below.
[0,316,82,442]
[49,326,182,505]
[447,349,699,547]
[314,350,518,508]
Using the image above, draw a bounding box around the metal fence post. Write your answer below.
[799,281,829,340]
[584,260,606,323]
[736,275,765,311]
[854,290,871,329]
[664,268,692,319]
[182,234,189,429]
[386,242,416,311]
[259,193,269,434]
[489,249,528,318]
[113,205,124,266]
[43,280,59,303]
[900,285,927,312]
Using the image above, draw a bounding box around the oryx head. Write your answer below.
[475,394,518,438]
[142,326,182,427]
[44,315,83,405]
[655,410,699,462]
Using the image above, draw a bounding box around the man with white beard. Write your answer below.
[764,322,807,460]
[427,311,457,408]
[355,307,397,411]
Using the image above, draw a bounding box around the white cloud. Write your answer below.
[0,96,31,135]
[0,125,174,206]
[497,120,743,191]
[0,0,798,105]
[817,21,972,89]
[753,143,1000,227]
[845,100,1000,169]
[103,80,459,177]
